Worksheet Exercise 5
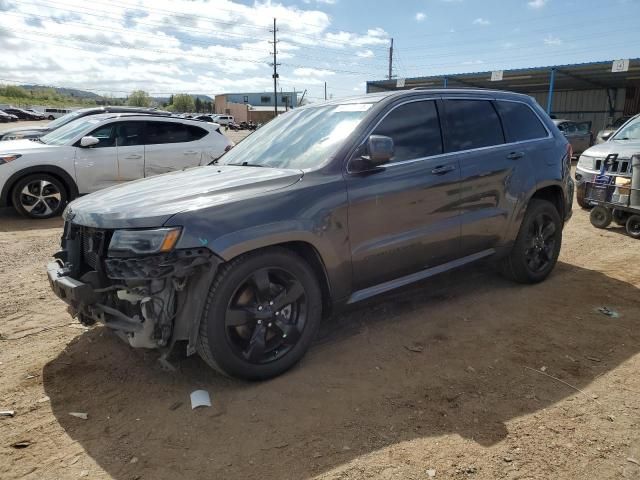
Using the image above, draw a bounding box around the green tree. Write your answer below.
[172,93,195,113]
[2,85,29,98]
[194,97,202,113]
[127,90,151,107]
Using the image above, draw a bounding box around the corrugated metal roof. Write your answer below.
[367,58,640,94]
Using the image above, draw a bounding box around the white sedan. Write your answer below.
[0,113,233,218]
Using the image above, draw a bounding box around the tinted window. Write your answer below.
[145,122,191,144]
[372,100,442,162]
[187,125,208,141]
[496,101,547,142]
[443,100,504,152]
[115,122,145,147]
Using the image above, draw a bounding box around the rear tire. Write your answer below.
[197,248,322,380]
[576,183,592,209]
[626,215,640,239]
[589,206,612,229]
[500,199,562,284]
[11,173,68,219]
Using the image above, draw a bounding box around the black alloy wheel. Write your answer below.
[225,267,307,364]
[523,212,557,274]
[197,248,322,380]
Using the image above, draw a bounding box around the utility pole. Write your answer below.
[324,81,327,101]
[388,38,394,80]
[269,18,280,117]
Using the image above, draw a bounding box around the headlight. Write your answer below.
[108,227,182,256]
[0,153,21,164]
[577,155,595,170]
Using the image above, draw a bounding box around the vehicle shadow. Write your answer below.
[43,261,640,480]
[0,208,63,232]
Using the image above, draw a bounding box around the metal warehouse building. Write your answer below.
[366,59,640,132]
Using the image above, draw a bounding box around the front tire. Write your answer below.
[11,174,67,219]
[576,183,592,209]
[197,248,322,380]
[501,199,562,284]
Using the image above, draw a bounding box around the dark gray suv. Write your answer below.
[47,89,574,380]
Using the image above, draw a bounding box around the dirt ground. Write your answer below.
[1,177,639,480]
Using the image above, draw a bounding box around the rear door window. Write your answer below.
[145,122,191,144]
[443,99,505,152]
[496,101,548,142]
[372,100,443,162]
[187,125,208,141]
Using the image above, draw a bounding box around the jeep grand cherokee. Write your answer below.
[48,89,573,380]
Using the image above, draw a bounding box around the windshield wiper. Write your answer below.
[29,137,45,143]
[227,161,266,167]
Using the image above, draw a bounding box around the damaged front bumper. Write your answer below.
[48,233,221,354]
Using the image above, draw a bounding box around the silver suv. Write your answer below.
[575,114,639,208]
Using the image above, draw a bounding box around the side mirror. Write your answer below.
[80,136,100,148]
[365,135,394,164]
[601,131,613,141]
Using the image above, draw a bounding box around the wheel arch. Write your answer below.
[1,165,79,207]
[530,184,565,220]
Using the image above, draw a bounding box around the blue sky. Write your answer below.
[1,0,639,101]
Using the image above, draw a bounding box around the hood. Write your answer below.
[582,139,640,158]
[65,165,304,229]
[0,126,51,140]
[0,138,60,153]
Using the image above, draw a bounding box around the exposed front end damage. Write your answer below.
[48,222,221,357]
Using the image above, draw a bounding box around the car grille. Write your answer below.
[594,157,632,176]
[66,224,109,271]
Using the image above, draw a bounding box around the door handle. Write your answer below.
[184,150,199,155]
[431,164,456,175]
[124,154,142,159]
[506,151,525,160]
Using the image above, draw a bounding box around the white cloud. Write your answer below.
[293,67,335,77]
[472,17,490,25]
[356,49,374,58]
[528,0,548,8]
[544,34,562,46]
[415,12,426,21]
[0,0,384,99]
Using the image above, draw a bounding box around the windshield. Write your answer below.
[612,116,640,141]
[46,110,86,129]
[217,103,373,169]
[40,117,102,145]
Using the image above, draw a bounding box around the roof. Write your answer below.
[248,105,291,112]
[367,58,640,94]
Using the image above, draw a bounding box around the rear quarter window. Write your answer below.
[496,101,548,142]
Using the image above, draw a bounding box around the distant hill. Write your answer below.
[19,85,104,100]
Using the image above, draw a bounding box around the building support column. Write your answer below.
[443,76,448,88]
[546,68,556,114]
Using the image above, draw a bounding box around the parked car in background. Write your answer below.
[595,115,634,144]
[46,89,573,380]
[194,114,217,122]
[575,114,640,208]
[0,113,233,218]
[43,108,72,120]
[552,119,593,156]
[212,114,234,125]
[0,106,171,141]
[0,110,18,123]
[3,107,46,121]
